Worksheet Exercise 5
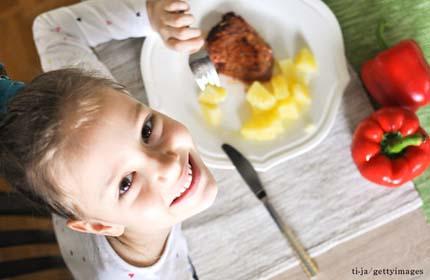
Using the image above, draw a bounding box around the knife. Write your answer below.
[221,143,319,278]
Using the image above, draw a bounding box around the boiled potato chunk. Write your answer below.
[250,106,267,116]
[198,84,227,105]
[291,82,311,106]
[200,102,221,126]
[279,58,297,81]
[271,74,290,100]
[279,58,308,85]
[241,109,284,141]
[295,48,317,73]
[239,48,316,141]
[276,98,300,120]
[246,81,276,110]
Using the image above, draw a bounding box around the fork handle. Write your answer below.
[262,197,319,278]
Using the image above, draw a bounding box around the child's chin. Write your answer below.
[199,181,218,211]
[204,168,218,199]
[182,182,218,221]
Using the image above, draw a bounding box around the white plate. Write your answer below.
[140,0,350,172]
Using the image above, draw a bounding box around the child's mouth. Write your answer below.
[170,155,200,206]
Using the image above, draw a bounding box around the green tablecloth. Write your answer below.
[323,0,430,221]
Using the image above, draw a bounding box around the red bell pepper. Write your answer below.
[361,22,430,111]
[351,107,430,187]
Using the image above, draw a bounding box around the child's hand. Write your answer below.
[147,0,204,53]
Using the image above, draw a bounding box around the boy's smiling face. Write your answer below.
[59,88,217,234]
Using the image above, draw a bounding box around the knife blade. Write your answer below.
[221,143,319,278]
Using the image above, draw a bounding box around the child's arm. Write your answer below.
[33,0,202,78]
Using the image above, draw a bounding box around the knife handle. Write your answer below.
[262,197,319,278]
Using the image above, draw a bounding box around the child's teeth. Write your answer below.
[174,162,194,201]
[183,179,191,190]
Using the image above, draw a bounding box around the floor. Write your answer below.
[0,0,78,82]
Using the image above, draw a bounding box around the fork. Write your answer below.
[189,48,221,91]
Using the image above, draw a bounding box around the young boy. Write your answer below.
[0,0,216,279]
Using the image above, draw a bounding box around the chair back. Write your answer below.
[0,179,72,279]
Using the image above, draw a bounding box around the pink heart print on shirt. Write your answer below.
[128,272,134,278]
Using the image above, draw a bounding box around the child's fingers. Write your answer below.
[164,1,189,12]
[164,26,201,41]
[166,36,205,53]
[162,12,194,28]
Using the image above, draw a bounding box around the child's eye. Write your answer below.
[119,173,134,197]
[141,114,153,144]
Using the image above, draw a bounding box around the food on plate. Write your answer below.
[271,74,290,100]
[291,82,311,106]
[201,12,318,140]
[275,98,300,120]
[279,59,297,81]
[280,47,318,83]
[246,81,277,110]
[206,12,274,82]
[295,47,318,73]
[351,107,430,187]
[198,84,227,105]
[239,47,317,141]
[200,102,222,126]
[241,109,284,141]
[198,84,227,126]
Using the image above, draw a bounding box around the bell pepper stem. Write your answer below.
[384,134,424,154]
[376,19,389,50]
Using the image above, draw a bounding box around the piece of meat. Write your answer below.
[206,12,274,83]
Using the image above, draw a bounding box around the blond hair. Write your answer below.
[0,68,128,219]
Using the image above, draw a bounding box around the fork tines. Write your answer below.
[189,49,221,91]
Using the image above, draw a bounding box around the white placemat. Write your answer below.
[182,68,422,280]
[94,38,422,280]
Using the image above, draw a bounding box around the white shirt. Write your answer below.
[52,214,194,280]
[32,0,156,79]
[33,1,195,279]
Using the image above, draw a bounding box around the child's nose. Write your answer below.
[147,149,183,185]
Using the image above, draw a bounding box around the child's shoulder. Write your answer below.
[52,215,192,279]
[51,214,108,277]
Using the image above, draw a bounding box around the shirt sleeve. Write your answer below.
[32,0,156,78]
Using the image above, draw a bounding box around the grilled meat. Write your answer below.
[206,12,274,83]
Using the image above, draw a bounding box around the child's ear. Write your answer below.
[66,219,124,236]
